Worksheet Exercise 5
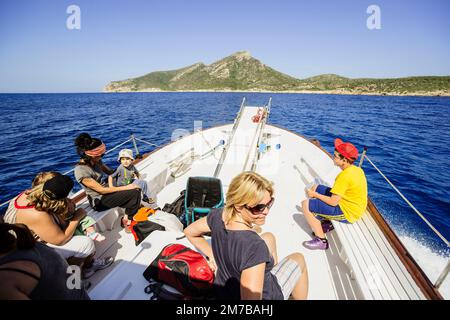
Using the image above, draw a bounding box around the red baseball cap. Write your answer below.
[334,138,358,161]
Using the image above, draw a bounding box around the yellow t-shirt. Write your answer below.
[330,165,368,223]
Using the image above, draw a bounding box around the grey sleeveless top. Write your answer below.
[0,242,90,300]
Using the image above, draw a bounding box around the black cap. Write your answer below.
[43,174,74,200]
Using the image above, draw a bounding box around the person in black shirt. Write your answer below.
[184,171,309,300]
[0,222,90,300]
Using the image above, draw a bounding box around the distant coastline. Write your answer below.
[102,88,450,97]
[104,51,450,97]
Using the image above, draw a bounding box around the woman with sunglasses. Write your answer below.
[301,138,368,250]
[74,133,142,231]
[184,171,309,300]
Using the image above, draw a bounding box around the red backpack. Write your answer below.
[143,243,215,298]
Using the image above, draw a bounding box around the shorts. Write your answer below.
[271,257,302,300]
[308,185,349,223]
[47,235,96,259]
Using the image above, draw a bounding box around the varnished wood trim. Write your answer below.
[366,200,443,299]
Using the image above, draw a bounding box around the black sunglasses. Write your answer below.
[333,151,344,160]
[244,197,275,214]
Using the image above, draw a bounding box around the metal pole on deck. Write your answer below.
[131,134,142,159]
[213,97,246,178]
[359,146,368,168]
[435,260,450,289]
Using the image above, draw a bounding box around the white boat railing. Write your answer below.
[213,97,246,177]
[250,98,271,171]
[0,133,217,209]
[358,149,450,289]
[0,135,141,209]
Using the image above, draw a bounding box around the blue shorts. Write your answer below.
[308,185,349,223]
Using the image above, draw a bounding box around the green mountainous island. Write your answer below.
[104,51,450,96]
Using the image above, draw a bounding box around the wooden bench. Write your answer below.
[332,211,425,300]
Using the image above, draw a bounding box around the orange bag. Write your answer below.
[133,207,156,222]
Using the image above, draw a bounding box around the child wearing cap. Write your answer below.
[301,138,368,250]
[108,149,155,206]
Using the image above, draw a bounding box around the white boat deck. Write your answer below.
[84,104,430,300]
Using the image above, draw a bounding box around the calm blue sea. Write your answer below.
[1,92,449,257]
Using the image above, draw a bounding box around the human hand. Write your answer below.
[67,199,76,215]
[126,184,140,190]
[207,256,217,273]
[73,208,87,221]
[307,188,317,198]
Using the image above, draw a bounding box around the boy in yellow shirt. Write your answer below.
[302,138,368,250]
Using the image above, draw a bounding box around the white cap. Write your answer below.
[117,149,134,162]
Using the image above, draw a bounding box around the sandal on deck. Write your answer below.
[88,231,105,242]
[120,217,132,233]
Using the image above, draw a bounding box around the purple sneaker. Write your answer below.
[312,220,334,237]
[303,237,329,250]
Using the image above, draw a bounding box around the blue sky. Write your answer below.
[0,0,449,92]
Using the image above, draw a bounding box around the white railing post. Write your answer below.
[250,98,271,171]
[214,97,246,178]
[435,260,450,289]
[359,146,368,168]
[131,134,141,159]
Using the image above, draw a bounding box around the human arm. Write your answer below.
[183,217,216,272]
[307,187,341,207]
[240,263,266,300]
[80,177,139,195]
[309,173,350,207]
[108,175,114,188]
[19,207,86,246]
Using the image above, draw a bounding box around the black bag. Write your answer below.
[131,220,165,246]
[162,190,186,218]
[144,281,186,300]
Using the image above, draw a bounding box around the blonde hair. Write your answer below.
[27,172,70,219]
[31,171,59,188]
[223,171,274,225]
